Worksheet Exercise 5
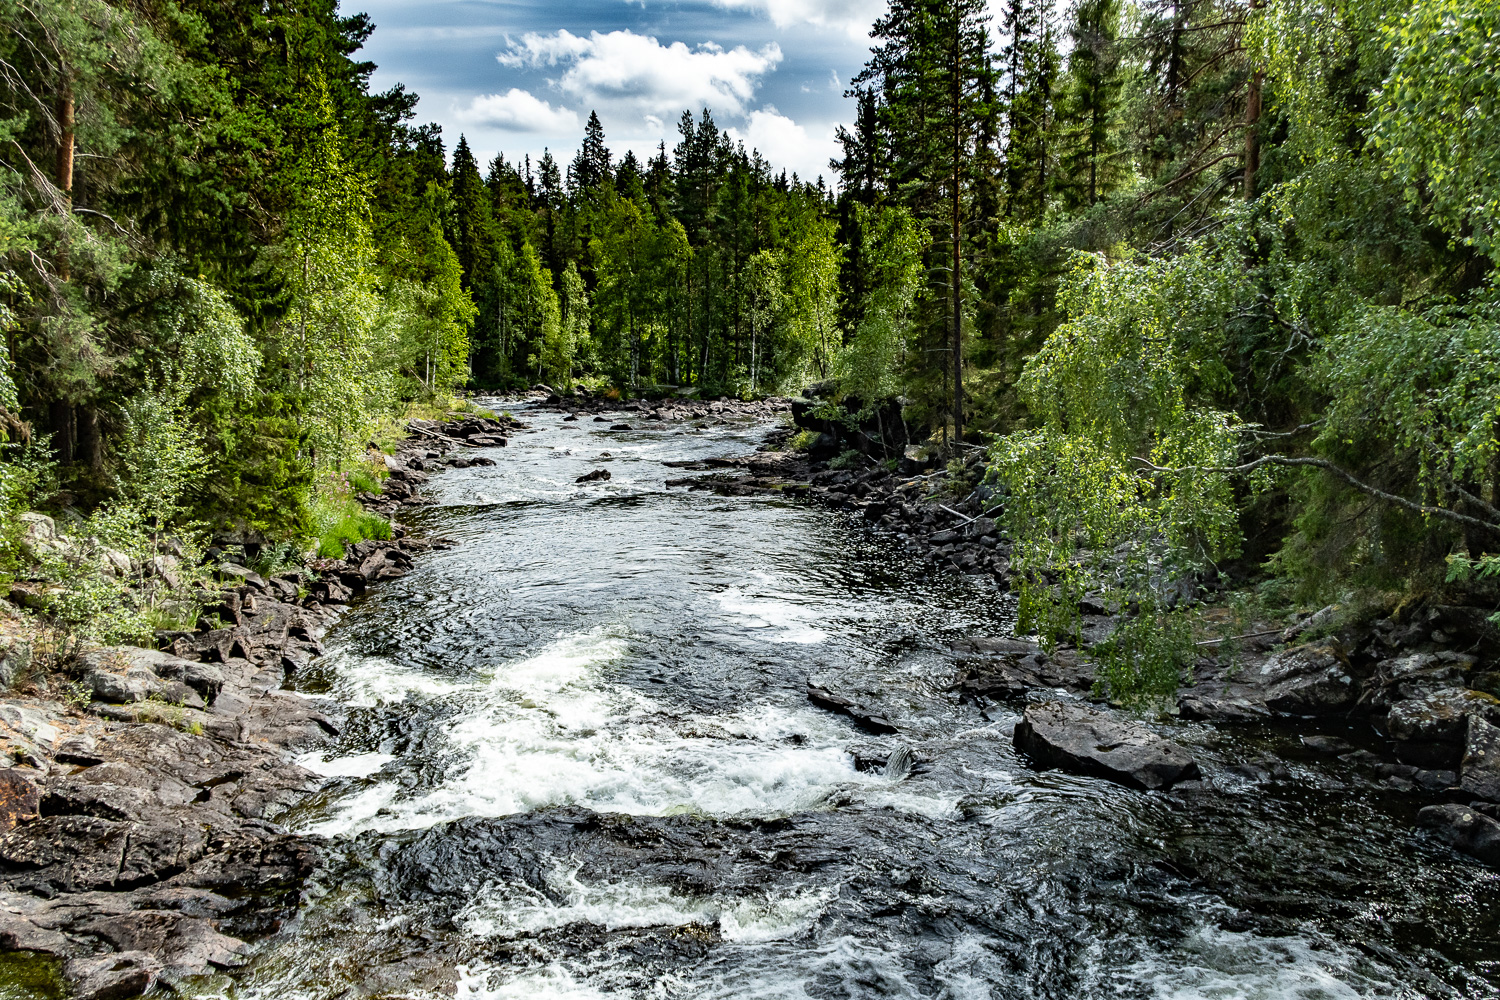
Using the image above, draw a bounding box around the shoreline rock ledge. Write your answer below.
[1014,701,1201,791]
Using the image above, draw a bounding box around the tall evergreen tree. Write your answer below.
[858,0,997,442]
[1057,0,1126,207]
[448,135,495,288]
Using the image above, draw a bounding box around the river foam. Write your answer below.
[300,627,943,837]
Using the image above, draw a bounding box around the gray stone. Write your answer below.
[1389,688,1500,744]
[1259,645,1356,715]
[88,670,150,705]
[54,734,103,766]
[63,950,163,1000]
[806,682,897,734]
[216,563,267,589]
[1462,713,1500,802]
[1419,803,1500,866]
[1013,701,1200,790]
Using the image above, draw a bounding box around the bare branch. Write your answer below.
[1132,454,1499,532]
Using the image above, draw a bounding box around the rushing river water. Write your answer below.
[187,403,1500,1000]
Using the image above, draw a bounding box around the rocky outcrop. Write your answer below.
[806,682,898,735]
[952,638,1093,701]
[0,674,323,997]
[1419,804,1500,866]
[1258,644,1356,715]
[0,408,515,996]
[1013,701,1201,791]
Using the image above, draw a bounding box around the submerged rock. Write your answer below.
[1013,701,1201,791]
[806,682,898,734]
[576,469,612,483]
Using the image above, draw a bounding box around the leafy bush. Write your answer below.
[310,480,390,558]
[1092,604,1197,707]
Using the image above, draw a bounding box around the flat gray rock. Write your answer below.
[1259,645,1356,715]
[1013,701,1200,790]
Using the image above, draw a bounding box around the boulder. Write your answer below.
[88,670,152,705]
[1462,714,1500,802]
[806,682,898,734]
[63,951,163,1000]
[54,734,104,766]
[1389,689,1500,744]
[1258,645,1356,715]
[145,555,180,590]
[1013,701,1200,791]
[0,635,31,689]
[576,469,611,483]
[215,563,267,590]
[1419,803,1500,866]
[609,423,634,431]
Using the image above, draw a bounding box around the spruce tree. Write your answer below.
[857,0,997,443]
[448,135,496,288]
[1057,0,1126,208]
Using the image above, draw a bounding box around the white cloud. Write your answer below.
[728,107,841,183]
[714,0,888,39]
[499,29,783,118]
[459,89,580,133]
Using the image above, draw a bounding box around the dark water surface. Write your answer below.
[188,403,1500,1000]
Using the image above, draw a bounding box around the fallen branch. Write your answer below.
[938,503,1004,528]
[1193,628,1284,647]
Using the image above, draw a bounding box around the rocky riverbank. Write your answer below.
[613,389,1500,870]
[0,410,523,997]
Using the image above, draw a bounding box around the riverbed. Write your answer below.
[186,403,1500,1000]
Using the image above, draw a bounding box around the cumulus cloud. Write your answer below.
[458,88,581,133]
[728,107,841,183]
[714,0,888,38]
[499,29,782,117]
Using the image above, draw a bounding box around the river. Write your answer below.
[187,403,1500,1000]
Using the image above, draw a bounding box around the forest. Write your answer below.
[1,0,1498,672]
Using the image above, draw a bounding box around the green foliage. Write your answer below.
[992,249,1245,645]
[1092,603,1197,706]
[834,205,925,403]
[1370,0,1500,264]
[311,479,391,558]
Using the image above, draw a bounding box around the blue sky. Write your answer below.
[352,0,892,183]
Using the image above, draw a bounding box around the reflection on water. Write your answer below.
[185,403,1500,1000]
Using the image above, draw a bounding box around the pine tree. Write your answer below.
[1056,0,1126,208]
[857,0,997,442]
[569,111,612,193]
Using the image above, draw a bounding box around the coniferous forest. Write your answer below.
[2,0,1499,672]
[9,3,1500,996]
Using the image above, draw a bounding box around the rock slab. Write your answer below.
[1013,701,1201,790]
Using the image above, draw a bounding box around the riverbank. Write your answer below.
[719,422,1500,869]
[6,393,1500,998]
[0,409,525,998]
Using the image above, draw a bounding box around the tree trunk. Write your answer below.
[1244,0,1264,200]
[78,406,103,473]
[50,401,75,464]
[951,20,965,446]
[57,81,74,282]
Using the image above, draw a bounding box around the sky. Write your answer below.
[351,0,893,184]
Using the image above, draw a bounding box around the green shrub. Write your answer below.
[310,482,390,558]
[1092,604,1197,707]
[788,429,819,452]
